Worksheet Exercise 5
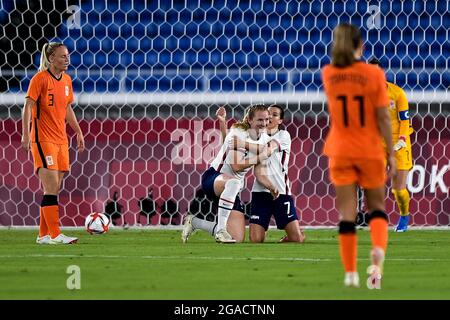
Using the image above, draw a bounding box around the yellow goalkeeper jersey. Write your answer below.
[387,82,414,136]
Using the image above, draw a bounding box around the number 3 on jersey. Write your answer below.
[48,93,54,107]
[337,95,365,127]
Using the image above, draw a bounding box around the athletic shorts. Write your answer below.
[393,136,413,171]
[31,142,69,174]
[201,167,245,214]
[250,192,298,230]
[328,157,386,189]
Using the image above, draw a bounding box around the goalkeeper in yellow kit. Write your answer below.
[370,58,413,232]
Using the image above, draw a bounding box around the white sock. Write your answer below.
[216,179,241,233]
[192,217,216,236]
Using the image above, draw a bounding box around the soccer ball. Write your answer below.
[85,212,110,235]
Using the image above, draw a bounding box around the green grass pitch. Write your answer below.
[1,228,450,299]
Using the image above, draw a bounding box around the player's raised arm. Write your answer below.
[216,106,227,143]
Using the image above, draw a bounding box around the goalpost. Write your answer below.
[0,1,448,228]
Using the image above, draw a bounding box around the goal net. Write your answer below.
[0,0,448,228]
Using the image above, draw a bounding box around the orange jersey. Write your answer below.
[26,70,74,144]
[322,61,389,159]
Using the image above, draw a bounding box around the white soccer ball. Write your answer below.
[85,212,110,235]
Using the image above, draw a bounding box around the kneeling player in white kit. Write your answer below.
[247,105,306,243]
[182,105,278,243]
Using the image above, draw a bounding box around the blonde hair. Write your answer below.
[39,42,65,71]
[232,104,268,130]
[331,24,362,67]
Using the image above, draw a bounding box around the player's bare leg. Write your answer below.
[280,221,306,243]
[39,168,60,195]
[249,223,266,243]
[335,184,359,287]
[364,187,389,288]
[227,210,245,243]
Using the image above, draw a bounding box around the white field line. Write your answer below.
[0,254,448,262]
[1,226,450,231]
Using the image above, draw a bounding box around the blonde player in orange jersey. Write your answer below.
[21,42,85,244]
[321,24,396,288]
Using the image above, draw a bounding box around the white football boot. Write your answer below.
[36,235,51,245]
[344,272,360,288]
[214,229,236,244]
[181,215,195,243]
[49,233,78,244]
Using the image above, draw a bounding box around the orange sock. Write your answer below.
[43,205,61,238]
[42,206,61,238]
[39,207,49,237]
[339,233,358,272]
[41,195,61,238]
[369,217,388,252]
[338,221,357,273]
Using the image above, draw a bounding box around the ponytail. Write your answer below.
[331,24,362,67]
[39,43,50,71]
[39,42,65,71]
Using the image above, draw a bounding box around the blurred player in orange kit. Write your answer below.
[321,24,396,288]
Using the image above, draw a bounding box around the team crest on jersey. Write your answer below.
[45,156,54,166]
[390,100,395,109]
[65,85,69,96]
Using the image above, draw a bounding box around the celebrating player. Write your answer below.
[230,105,306,243]
[322,24,396,287]
[369,58,413,232]
[182,105,277,243]
[21,42,85,244]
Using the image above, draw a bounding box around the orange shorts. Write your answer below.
[31,142,69,173]
[328,157,386,189]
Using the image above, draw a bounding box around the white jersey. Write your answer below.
[252,129,292,195]
[210,127,270,188]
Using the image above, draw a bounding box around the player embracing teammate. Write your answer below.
[182,104,306,244]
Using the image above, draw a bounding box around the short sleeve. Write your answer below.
[25,74,42,102]
[275,131,291,152]
[374,69,389,108]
